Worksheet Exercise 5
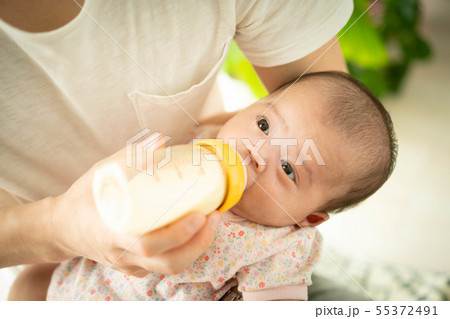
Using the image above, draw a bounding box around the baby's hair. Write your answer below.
[277,71,398,214]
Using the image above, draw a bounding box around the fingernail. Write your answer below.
[187,215,205,233]
[209,213,221,231]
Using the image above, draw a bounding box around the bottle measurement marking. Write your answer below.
[175,165,183,179]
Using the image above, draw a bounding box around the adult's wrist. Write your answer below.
[0,196,74,268]
[43,194,79,263]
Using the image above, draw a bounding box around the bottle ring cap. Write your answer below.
[194,139,246,212]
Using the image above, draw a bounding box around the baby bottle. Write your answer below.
[92,139,247,236]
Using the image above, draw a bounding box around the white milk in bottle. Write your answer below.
[93,139,247,236]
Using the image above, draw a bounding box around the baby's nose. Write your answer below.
[248,148,267,174]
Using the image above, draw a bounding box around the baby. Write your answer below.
[47,71,397,301]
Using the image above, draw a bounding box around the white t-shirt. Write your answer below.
[0,0,352,201]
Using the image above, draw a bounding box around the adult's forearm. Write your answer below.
[254,36,348,93]
[0,197,68,268]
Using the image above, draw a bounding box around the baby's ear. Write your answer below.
[298,212,329,227]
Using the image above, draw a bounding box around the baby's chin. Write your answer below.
[228,197,259,221]
[229,201,293,227]
[228,204,257,223]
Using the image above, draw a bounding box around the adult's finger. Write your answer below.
[137,213,211,257]
[140,213,221,274]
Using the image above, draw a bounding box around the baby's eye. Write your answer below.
[281,160,295,181]
[257,117,269,135]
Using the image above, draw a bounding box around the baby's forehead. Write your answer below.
[264,90,328,129]
[279,76,330,92]
[271,78,332,106]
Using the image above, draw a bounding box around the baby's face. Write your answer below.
[217,83,353,227]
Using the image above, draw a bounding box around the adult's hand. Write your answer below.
[0,146,221,276]
[52,141,223,276]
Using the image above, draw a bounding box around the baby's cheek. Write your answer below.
[217,122,241,140]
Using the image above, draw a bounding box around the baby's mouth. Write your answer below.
[236,147,258,190]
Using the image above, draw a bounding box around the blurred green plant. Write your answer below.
[340,0,431,96]
[221,41,268,98]
[222,0,431,98]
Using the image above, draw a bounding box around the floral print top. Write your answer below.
[47,211,322,301]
